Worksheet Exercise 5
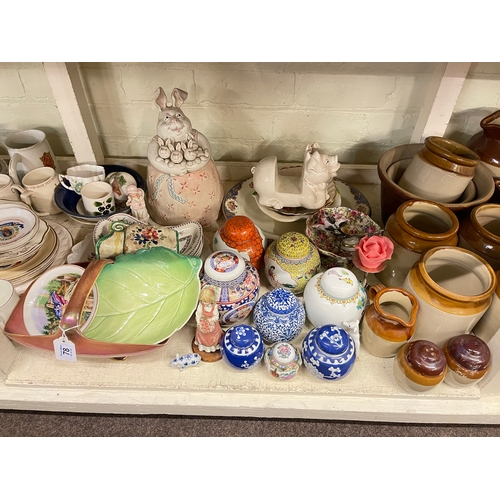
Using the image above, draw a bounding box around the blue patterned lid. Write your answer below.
[228,324,259,350]
[314,325,350,356]
[262,287,300,315]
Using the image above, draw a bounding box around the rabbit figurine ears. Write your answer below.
[155,87,188,110]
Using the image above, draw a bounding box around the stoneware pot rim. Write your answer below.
[469,203,500,246]
[424,136,480,168]
[418,245,497,302]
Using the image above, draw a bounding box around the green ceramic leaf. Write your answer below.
[82,247,202,344]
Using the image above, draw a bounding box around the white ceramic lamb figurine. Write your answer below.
[251,143,340,210]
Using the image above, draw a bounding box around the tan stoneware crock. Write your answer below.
[458,203,500,271]
[401,246,497,347]
[376,199,459,287]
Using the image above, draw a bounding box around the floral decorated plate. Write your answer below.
[23,264,98,336]
[0,204,39,251]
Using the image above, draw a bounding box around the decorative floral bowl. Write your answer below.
[221,324,265,370]
[264,342,302,380]
[302,324,356,381]
[252,287,305,343]
[306,207,382,270]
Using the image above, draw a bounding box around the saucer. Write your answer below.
[223,177,371,240]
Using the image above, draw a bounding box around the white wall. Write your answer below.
[1,62,499,165]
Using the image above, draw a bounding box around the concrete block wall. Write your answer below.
[1,62,500,165]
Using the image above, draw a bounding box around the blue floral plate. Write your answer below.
[54,165,146,224]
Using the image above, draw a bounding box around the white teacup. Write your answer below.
[0,174,21,202]
[11,167,61,216]
[59,164,106,194]
[0,280,20,328]
[5,129,59,185]
[80,181,116,217]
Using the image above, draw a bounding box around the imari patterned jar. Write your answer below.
[221,324,264,370]
[303,267,366,329]
[253,287,306,343]
[264,231,321,294]
[264,342,302,380]
[200,249,260,326]
[302,324,356,381]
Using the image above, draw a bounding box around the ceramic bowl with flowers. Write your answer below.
[306,207,382,270]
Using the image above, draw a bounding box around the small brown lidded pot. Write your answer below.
[393,340,447,394]
[443,334,491,388]
[458,203,500,272]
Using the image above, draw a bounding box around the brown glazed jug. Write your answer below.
[467,109,500,175]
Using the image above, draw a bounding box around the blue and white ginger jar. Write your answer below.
[253,287,306,343]
[302,324,356,381]
[221,324,264,370]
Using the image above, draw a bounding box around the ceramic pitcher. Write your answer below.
[361,284,418,358]
[467,109,500,177]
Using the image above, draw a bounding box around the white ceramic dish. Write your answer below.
[0,204,39,251]
[23,264,97,336]
[223,177,371,240]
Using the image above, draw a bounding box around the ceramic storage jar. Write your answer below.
[473,270,500,343]
[393,340,447,394]
[376,200,459,288]
[264,231,321,294]
[264,342,302,380]
[398,136,480,203]
[467,109,500,177]
[200,249,260,326]
[220,324,264,370]
[401,246,497,347]
[458,203,500,271]
[442,334,491,388]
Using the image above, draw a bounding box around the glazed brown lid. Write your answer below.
[444,334,491,372]
[405,340,447,377]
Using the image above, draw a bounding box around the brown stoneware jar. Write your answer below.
[377,199,459,287]
[458,203,500,271]
[393,340,447,393]
[443,334,491,388]
[467,109,500,175]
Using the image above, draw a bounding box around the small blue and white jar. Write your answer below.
[253,287,306,343]
[221,324,265,370]
[302,324,356,381]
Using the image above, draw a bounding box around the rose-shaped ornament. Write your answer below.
[352,235,394,274]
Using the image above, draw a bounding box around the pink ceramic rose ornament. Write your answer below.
[352,235,394,273]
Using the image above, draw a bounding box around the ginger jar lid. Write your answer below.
[313,324,352,357]
[204,250,246,282]
[445,334,491,372]
[225,324,262,354]
[320,267,359,300]
[276,232,311,259]
[262,287,301,315]
[270,342,298,366]
[220,215,260,244]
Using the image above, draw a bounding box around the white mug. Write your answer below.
[80,181,116,216]
[0,280,19,328]
[0,174,21,202]
[5,129,59,185]
[11,167,61,216]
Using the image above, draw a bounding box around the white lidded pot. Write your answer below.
[303,267,367,328]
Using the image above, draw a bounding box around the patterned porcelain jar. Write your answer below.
[200,249,260,326]
[213,215,267,270]
[443,334,491,388]
[264,231,321,294]
[376,200,459,288]
[393,340,447,393]
[264,342,302,380]
[252,287,306,343]
[302,324,356,381]
[221,324,264,370]
[303,267,366,329]
[458,203,500,272]
[401,246,497,346]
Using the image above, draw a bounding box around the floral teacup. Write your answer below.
[59,164,106,194]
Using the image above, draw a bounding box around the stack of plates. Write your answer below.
[0,202,74,292]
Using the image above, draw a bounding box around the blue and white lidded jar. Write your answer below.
[252,287,306,343]
[264,342,302,380]
[221,324,265,370]
[302,324,356,381]
[200,249,260,326]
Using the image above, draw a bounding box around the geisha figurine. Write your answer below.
[192,286,224,362]
[146,87,224,228]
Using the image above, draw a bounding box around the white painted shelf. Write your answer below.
[1,159,500,424]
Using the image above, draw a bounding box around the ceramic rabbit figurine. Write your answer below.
[251,143,340,210]
[146,87,223,227]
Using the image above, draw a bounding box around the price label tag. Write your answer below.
[53,331,77,362]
